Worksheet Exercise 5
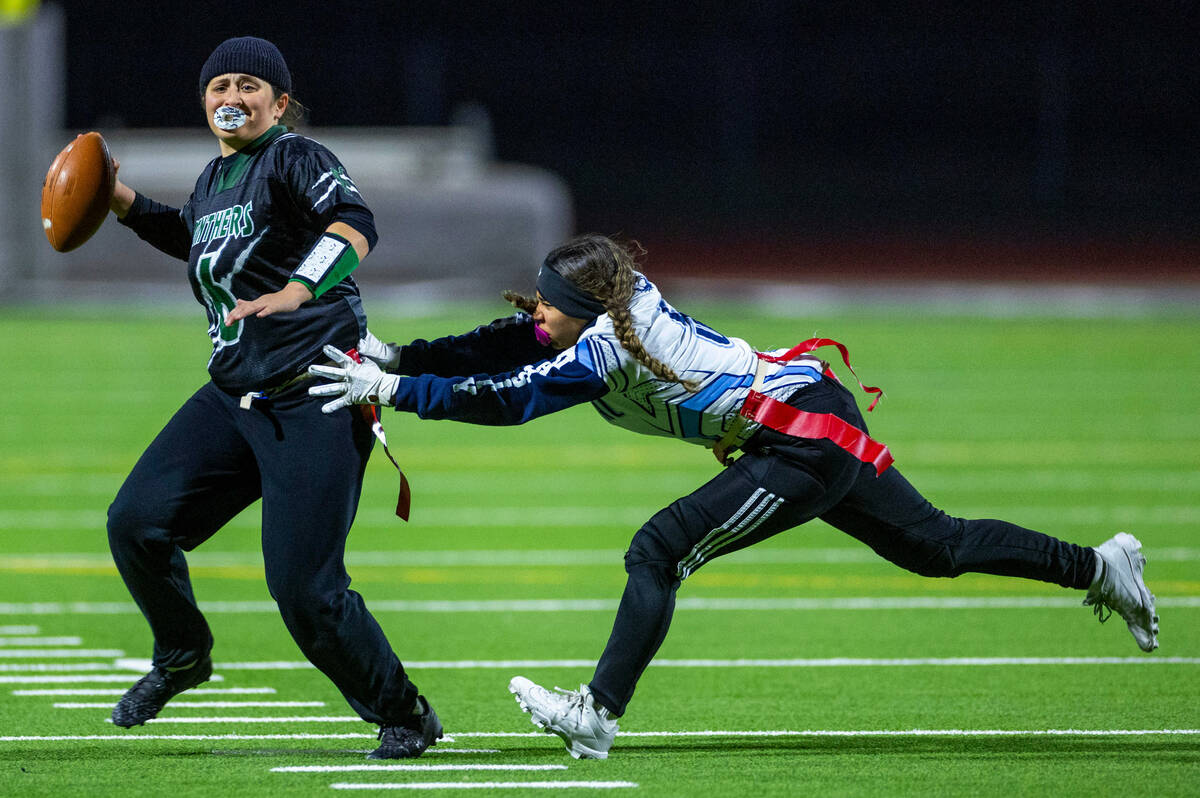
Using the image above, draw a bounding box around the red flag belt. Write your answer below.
[739,391,894,476]
[757,336,884,411]
[739,337,893,476]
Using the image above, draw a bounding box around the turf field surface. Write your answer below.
[0,303,1197,796]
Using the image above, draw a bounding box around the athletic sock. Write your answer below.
[1090,549,1104,589]
[590,694,615,720]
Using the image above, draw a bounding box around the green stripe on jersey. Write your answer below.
[215,126,287,193]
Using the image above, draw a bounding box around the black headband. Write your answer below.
[536,265,606,320]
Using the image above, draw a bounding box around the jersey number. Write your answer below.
[659,301,730,346]
[196,248,241,347]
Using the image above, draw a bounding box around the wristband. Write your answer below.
[289,232,359,298]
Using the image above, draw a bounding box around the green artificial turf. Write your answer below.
[0,304,1196,796]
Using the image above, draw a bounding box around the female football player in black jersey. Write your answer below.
[103,36,439,759]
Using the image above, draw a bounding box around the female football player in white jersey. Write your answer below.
[103,36,439,759]
[309,233,1159,760]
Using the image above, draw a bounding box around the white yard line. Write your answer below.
[201,656,1200,671]
[3,546,1200,570]
[274,765,568,773]
[10,469,1194,497]
[330,783,638,791]
[452,728,1200,739]
[416,655,1200,669]
[0,674,224,684]
[0,663,127,672]
[615,729,1200,738]
[2,595,1198,615]
[0,626,37,634]
[3,503,1199,529]
[134,716,366,724]
[0,649,123,658]
[3,728,1196,744]
[0,637,80,646]
[14,687,273,696]
[55,701,324,709]
[0,732,377,741]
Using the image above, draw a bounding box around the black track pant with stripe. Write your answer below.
[107,380,419,725]
[588,378,1097,717]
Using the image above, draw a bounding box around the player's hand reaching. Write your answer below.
[225,282,314,325]
[308,345,400,414]
[357,329,402,371]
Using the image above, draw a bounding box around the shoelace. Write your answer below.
[552,686,589,716]
[1085,559,1114,623]
[378,725,408,742]
[1089,599,1113,624]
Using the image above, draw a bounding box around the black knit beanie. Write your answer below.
[199,36,291,94]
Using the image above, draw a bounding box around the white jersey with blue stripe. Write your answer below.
[575,275,824,447]
[388,274,825,446]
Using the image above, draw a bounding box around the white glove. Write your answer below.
[357,329,402,371]
[308,345,401,414]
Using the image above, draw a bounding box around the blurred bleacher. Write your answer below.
[5,6,1196,317]
[1,6,573,307]
[27,126,573,306]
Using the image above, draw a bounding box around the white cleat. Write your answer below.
[1084,532,1159,652]
[508,676,618,759]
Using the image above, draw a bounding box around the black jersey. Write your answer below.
[120,126,375,394]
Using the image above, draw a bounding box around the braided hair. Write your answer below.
[505,234,699,392]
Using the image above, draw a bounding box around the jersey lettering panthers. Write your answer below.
[119,125,372,394]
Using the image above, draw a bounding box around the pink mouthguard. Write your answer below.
[533,325,552,346]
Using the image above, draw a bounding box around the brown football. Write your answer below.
[41,132,116,252]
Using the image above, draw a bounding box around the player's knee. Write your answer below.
[624,523,677,570]
[624,526,687,594]
[106,492,156,547]
[272,597,338,654]
[267,574,323,613]
[268,574,352,632]
[873,514,970,578]
[896,543,961,578]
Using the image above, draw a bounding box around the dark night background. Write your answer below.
[62,2,1198,278]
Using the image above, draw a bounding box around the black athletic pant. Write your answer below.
[107,380,419,725]
[589,378,1097,716]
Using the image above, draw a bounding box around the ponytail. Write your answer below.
[549,235,699,392]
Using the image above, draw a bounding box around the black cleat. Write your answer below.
[367,695,444,759]
[111,657,213,728]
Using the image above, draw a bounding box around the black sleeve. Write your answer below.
[329,204,378,251]
[117,192,191,261]
[285,142,377,248]
[395,314,556,377]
